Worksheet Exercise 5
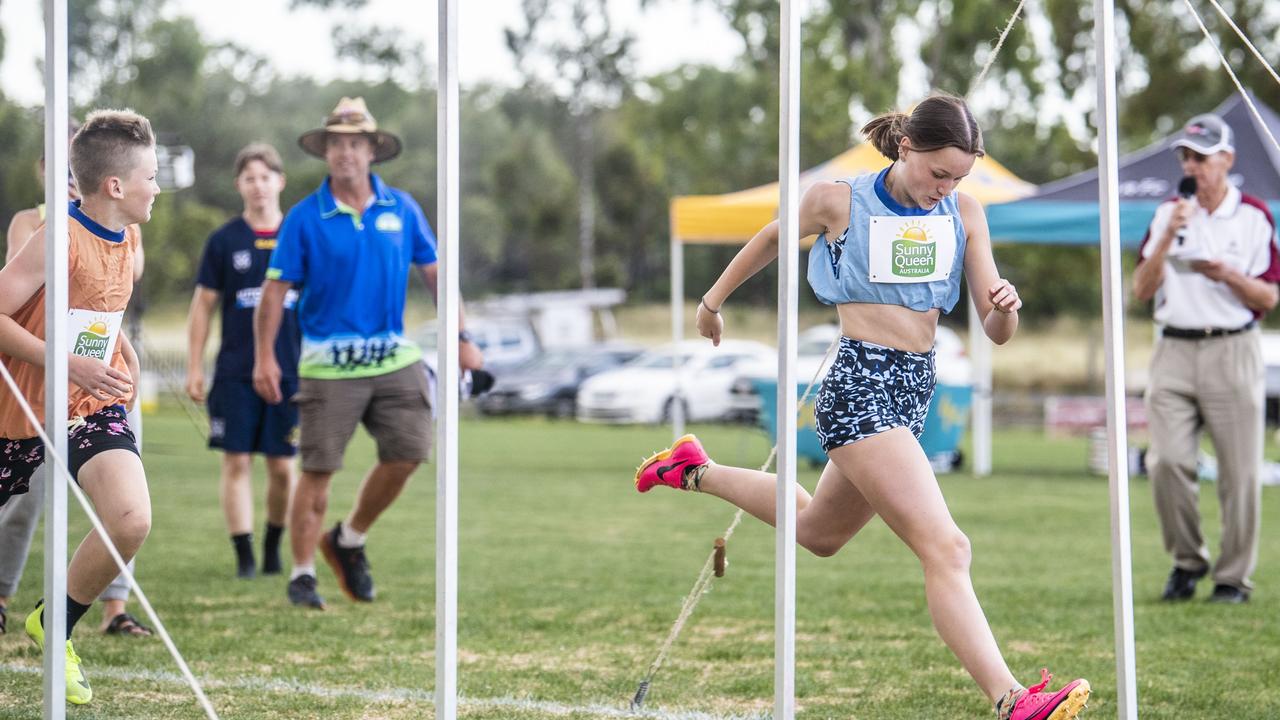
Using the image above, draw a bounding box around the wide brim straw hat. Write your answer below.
[298,96,403,164]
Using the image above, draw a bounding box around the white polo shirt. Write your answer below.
[1139,185,1280,329]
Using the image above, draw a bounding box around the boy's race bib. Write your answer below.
[867,215,957,284]
[68,308,124,362]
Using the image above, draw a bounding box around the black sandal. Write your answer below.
[103,612,153,637]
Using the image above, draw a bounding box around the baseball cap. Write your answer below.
[1171,113,1234,155]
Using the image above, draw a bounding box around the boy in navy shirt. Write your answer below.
[185,143,300,578]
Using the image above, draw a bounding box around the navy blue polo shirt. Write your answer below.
[195,217,301,380]
[267,174,437,379]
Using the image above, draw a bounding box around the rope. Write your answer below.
[968,0,1029,98]
[1183,0,1280,159]
[1202,0,1280,91]
[0,360,219,719]
[631,335,840,711]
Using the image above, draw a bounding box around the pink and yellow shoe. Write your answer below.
[634,434,711,492]
[1000,669,1090,720]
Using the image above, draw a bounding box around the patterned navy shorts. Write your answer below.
[0,405,139,508]
[814,337,936,452]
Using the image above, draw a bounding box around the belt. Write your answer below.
[1162,322,1256,339]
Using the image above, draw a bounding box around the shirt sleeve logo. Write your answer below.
[375,212,403,233]
[232,250,252,273]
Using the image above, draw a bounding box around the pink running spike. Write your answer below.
[634,434,711,492]
[1005,669,1091,720]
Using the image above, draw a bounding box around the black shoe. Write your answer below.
[286,574,326,609]
[1207,584,1249,604]
[1161,566,1207,601]
[237,559,257,580]
[319,523,375,602]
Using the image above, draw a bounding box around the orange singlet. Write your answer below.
[0,207,139,439]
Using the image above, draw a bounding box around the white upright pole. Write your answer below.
[775,1,800,718]
[42,0,69,715]
[1093,1,1138,717]
[435,0,460,718]
[968,297,992,476]
[671,226,685,438]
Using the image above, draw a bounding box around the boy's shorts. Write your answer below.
[0,405,139,508]
[208,377,299,457]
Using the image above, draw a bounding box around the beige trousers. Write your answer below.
[1144,328,1264,592]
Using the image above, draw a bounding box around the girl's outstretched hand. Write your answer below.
[695,299,724,347]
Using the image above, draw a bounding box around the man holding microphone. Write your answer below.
[1133,112,1280,604]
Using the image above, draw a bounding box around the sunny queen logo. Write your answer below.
[891,221,936,278]
[73,320,111,360]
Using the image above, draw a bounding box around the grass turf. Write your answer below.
[0,407,1278,718]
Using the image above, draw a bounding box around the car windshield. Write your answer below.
[518,350,579,371]
[631,353,694,369]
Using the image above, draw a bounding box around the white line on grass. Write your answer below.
[0,662,770,720]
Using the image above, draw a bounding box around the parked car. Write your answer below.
[727,324,842,422]
[476,344,643,418]
[728,324,973,423]
[415,316,541,374]
[576,339,776,424]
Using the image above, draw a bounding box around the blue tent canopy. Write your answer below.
[987,92,1280,247]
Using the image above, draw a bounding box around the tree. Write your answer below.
[506,0,637,290]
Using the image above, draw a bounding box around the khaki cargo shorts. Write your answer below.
[293,363,433,474]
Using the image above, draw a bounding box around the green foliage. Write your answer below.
[1,0,1277,322]
[138,192,228,302]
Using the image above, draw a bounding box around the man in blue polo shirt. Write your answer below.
[186,142,299,580]
[253,97,482,609]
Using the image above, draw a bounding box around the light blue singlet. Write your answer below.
[806,167,967,313]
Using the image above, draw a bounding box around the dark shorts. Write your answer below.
[0,405,139,508]
[294,363,432,474]
[814,337,935,453]
[208,377,299,457]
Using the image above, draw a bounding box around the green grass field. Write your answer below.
[1,406,1278,718]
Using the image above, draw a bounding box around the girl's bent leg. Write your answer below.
[827,429,1016,702]
[695,458,877,558]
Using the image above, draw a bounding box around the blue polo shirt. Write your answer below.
[196,217,301,380]
[267,174,437,379]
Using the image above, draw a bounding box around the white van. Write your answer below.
[415,316,541,373]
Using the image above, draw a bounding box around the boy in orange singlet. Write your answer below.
[0,109,161,705]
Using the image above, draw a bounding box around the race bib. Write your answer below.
[867,215,957,284]
[68,308,124,361]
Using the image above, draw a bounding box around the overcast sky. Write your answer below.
[0,0,747,105]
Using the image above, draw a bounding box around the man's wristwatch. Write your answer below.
[458,330,473,344]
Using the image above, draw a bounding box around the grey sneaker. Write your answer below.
[320,523,375,602]
[286,574,326,610]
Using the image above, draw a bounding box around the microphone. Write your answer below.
[1175,176,1197,247]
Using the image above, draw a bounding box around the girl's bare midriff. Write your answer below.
[836,301,940,354]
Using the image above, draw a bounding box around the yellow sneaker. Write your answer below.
[63,641,92,704]
[24,601,93,705]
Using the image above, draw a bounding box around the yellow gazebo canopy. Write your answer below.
[670,143,1036,245]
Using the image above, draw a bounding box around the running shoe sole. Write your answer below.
[1045,681,1091,720]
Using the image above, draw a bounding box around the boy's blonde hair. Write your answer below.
[70,109,155,195]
